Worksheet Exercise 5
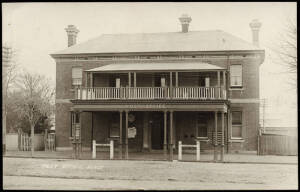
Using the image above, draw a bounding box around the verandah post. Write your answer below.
[221,111,225,162]
[164,110,167,159]
[169,110,174,161]
[125,110,129,160]
[175,72,178,87]
[223,71,226,99]
[217,71,220,99]
[133,72,136,87]
[170,72,173,98]
[214,111,218,161]
[119,111,123,159]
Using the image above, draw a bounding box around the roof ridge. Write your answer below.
[101,30,223,36]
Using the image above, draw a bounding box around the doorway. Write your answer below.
[151,112,164,150]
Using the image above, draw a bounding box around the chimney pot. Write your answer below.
[65,25,79,47]
[179,14,192,33]
[249,19,262,47]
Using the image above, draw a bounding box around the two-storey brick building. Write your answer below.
[51,15,264,161]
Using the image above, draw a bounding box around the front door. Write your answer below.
[151,112,164,150]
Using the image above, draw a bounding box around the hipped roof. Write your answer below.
[53,30,262,55]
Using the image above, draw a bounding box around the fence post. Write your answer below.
[45,135,47,151]
[25,135,27,151]
[178,141,182,161]
[20,133,22,151]
[92,140,96,159]
[110,140,114,160]
[196,140,200,161]
[53,134,56,151]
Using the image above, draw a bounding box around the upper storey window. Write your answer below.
[230,65,242,87]
[72,67,82,86]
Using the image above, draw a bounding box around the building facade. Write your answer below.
[51,15,265,160]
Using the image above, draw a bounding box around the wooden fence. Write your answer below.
[258,134,298,156]
[19,133,32,151]
[17,129,55,151]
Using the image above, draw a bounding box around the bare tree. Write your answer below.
[2,46,18,154]
[275,17,297,88]
[14,72,55,156]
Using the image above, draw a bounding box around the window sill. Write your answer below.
[196,137,210,142]
[229,87,244,91]
[229,139,245,143]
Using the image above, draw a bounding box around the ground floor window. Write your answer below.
[71,112,80,137]
[231,111,242,139]
[196,113,208,139]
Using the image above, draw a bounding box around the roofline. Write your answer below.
[50,50,265,58]
[85,69,226,73]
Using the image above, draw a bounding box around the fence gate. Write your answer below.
[18,131,32,151]
[44,130,56,151]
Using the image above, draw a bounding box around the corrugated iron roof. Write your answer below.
[53,30,262,55]
[86,62,225,72]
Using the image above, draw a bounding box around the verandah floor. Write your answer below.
[4,150,298,164]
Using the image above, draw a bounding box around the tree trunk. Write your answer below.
[31,124,34,157]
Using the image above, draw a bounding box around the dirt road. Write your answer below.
[3,157,298,190]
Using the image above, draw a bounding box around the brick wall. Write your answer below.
[55,54,261,151]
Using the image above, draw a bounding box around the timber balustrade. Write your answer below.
[75,87,227,100]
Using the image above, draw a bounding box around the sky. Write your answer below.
[2,2,297,126]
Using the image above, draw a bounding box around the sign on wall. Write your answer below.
[128,127,136,138]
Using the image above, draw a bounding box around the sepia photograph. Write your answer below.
[2,2,297,190]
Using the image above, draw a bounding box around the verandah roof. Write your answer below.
[85,62,225,73]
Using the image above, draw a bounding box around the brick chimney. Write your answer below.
[65,25,79,47]
[179,14,192,33]
[249,19,262,47]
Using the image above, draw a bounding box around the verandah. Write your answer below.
[69,109,228,162]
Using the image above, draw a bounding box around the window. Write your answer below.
[196,114,208,138]
[231,111,242,139]
[71,112,80,137]
[72,67,82,86]
[230,65,242,87]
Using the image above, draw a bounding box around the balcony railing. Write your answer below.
[75,87,227,100]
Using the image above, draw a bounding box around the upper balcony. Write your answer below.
[72,62,228,101]
[75,86,227,100]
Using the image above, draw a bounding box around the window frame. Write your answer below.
[231,110,243,140]
[196,113,208,140]
[230,64,243,88]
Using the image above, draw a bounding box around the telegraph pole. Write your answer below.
[2,46,12,155]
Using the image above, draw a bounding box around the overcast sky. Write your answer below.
[2,2,297,125]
